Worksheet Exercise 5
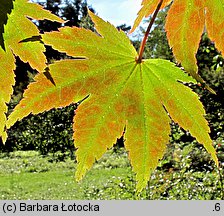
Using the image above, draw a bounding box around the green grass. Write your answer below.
[0,168,131,199]
[0,146,223,200]
[0,150,133,199]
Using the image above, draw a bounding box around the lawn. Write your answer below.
[0,150,133,199]
[0,168,132,199]
[0,146,223,200]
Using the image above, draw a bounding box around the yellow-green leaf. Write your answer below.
[7,11,218,191]
[130,0,172,33]
[0,0,14,50]
[165,0,224,76]
[205,0,224,56]
[0,47,15,143]
[0,0,64,142]
[3,0,64,72]
[165,0,205,75]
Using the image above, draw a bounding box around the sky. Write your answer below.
[87,0,142,27]
[31,0,144,38]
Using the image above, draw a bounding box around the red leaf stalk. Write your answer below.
[136,0,164,63]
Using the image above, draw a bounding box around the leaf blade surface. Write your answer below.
[3,0,64,72]
[165,0,205,75]
[0,47,15,142]
[130,0,172,33]
[205,0,224,55]
[0,0,14,49]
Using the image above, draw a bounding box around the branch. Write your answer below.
[136,0,164,63]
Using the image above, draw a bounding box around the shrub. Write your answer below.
[2,105,76,157]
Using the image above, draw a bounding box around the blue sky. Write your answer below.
[87,0,142,27]
[31,0,143,37]
[31,0,142,27]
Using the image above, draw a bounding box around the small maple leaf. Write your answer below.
[130,0,172,33]
[3,0,64,72]
[204,0,224,57]
[0,0,14,50]
[131,0,223,92]
[0,0,64,142]
[165,0,224,77]
[0,47,15,143]
[6,10,218,191]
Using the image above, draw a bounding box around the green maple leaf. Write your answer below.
[130,0,172,33]
[6,10,218,191]
[3,0,64,72]
[0,0,14,50]
[131,0,224,81]
[0,0,64,141]
[0,47,15,143]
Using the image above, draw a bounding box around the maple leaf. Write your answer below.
[0,47,15,142]
[205,0,224,56]
[131,0,223,92]
[165,0,224,76]
[7,11,218,191]
[0,0,14,50]
[0,0,64,142]
[130,0,172,33]
[3,0,64,72]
